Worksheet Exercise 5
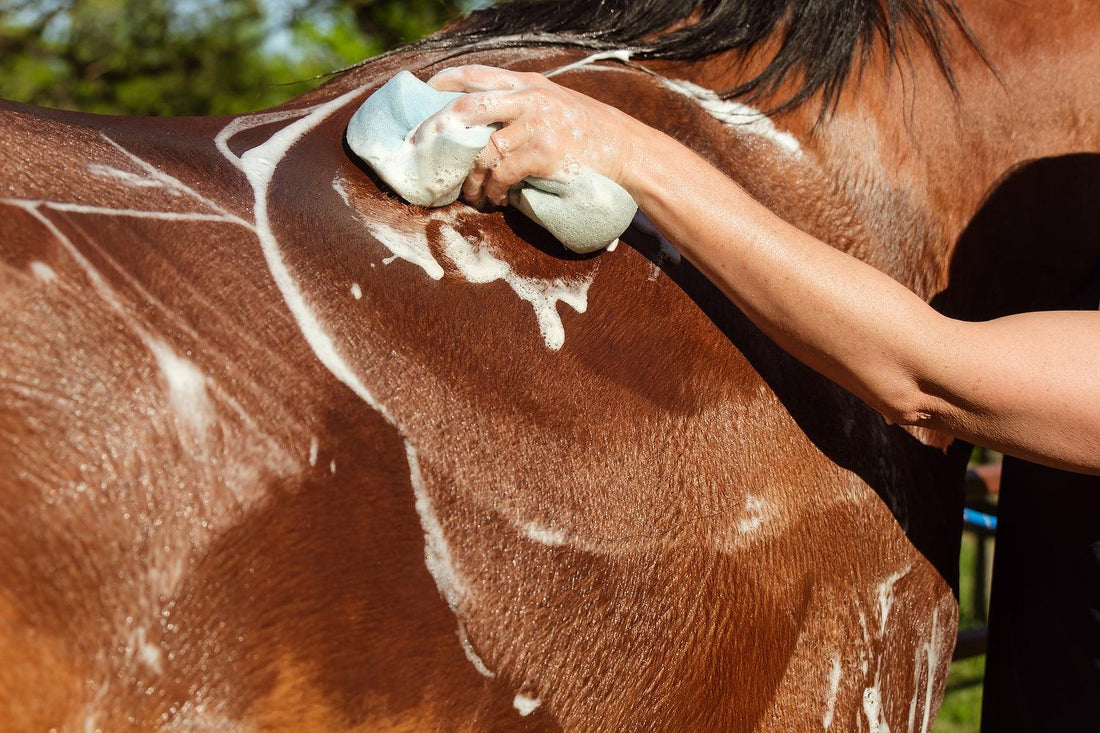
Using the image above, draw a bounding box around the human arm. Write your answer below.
[634,145,1100,474]
[428,66,1100,475]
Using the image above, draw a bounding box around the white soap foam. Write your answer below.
[14,202,128,316]
[405,441,465,614]
[214,87,395,423]
[544,48,634,78]
[28,201,236,223]
[458,623,495,678]
[332,176,353,207]
[146,337,214,437]
[513,694,542,716]
[29,261,57,281]
[862,685,888,733]
[659,78,801,156]
[737,494,766,534]
[99,133,242,216]
[522,522,569,547]
[405,453,496,680]
[332,175,446,282]
[854,565,919,733]
[919,609,941,733]
[364,221,445,280]
[824,652,842,730]
[876,565,911,636]
[87,163,170,191]
[439,226,591,350]
[130,625,164,675]
[148,556,187,611]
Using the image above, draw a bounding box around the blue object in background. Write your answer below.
[963,507,998,531]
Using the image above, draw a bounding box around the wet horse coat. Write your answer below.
[2,1,1100,729]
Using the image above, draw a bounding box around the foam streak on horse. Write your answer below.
[1,0,1098,729]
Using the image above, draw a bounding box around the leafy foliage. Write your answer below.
[0,0,468,115]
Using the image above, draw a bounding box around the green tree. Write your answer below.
[0,0,468,116]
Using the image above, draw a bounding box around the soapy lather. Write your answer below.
[345,71,637,254]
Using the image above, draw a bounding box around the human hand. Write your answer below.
[425,65,634,206]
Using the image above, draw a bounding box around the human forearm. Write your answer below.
[429,65,1100,473]
[621,125,1100,473]
[620,124,949,425]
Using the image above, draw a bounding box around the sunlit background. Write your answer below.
[0,0,487,115]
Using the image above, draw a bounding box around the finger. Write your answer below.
[482,147,540,205]
[461,163,490,205]
[429,65,539,93]
[459,129,506,203]
[411,92,518,156]
[439,91,530,129]
[485,124,531,161]
[466,125,533,205]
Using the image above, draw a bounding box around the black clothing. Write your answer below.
[981,459,1100,732]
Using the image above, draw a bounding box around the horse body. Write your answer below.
[1,1,1098,729]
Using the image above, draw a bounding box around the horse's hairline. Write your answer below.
[326,11,987,122]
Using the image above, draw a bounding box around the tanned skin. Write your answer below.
[428,64,1100,475]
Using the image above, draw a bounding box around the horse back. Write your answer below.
[0,48,961,730]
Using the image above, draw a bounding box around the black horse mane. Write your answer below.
[418,0,981,114]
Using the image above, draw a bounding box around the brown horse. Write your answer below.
[1,0,1098,729]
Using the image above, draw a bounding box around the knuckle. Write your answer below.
[519,87,548,102]
[449,96,474,115]
[475,145,498,169]
[496,159,524,186]
[462,183,483,202]
[488,129,511,154]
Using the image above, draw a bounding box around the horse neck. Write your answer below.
[674,0,1100,309]
[909,0,1100,232]
[317,21,1100,315]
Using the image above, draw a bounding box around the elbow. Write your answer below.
[873,384,938,428]
[864,311,960,429]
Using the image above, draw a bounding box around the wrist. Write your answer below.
[612,116,679,206]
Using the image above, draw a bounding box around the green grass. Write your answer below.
[933,531,992,732]
[935,654,985,732]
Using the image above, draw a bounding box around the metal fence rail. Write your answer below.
[953,463,1000,661]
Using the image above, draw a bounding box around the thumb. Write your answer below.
[428,65,530,93]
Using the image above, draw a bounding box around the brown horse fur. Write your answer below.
[1,1,1099,729]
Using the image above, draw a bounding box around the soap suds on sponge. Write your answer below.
[345,71,637,253]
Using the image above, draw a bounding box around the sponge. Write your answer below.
[345,70,637,253]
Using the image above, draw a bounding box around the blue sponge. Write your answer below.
[345,71,637,253]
